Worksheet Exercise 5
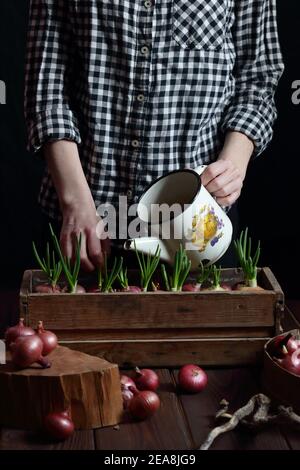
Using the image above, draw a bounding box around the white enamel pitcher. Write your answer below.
[125,166,233,270]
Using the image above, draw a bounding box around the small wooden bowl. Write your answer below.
[262,330,300,412]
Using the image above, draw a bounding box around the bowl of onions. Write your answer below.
[262,330,300,412]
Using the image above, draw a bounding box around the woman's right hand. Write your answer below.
[45,140,108,271]
[60,193,108,272]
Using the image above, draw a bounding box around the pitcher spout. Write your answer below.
[124,237,172,264]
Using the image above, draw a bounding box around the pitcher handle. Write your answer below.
[193,165,207,177]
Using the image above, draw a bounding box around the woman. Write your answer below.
[24,0,284,269]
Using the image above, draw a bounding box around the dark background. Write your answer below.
[0,1,299,297]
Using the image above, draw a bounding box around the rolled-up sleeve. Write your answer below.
[24,0,81,153]
[221,0,284,156]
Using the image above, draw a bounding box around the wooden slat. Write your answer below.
[60,338,267,367]
[95,369,193,450]
[25,292,276,330]
[0,428,95,450]
[54,326,272,341]
[174,368,289,450]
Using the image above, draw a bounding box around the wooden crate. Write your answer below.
[19,268,284,367]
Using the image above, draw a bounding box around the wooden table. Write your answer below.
[0,294,300,451]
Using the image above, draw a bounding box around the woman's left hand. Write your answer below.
[200,131,254,207]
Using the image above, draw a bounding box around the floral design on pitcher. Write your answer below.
[189,205,224,252]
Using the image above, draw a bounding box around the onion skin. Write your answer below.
[62,284,86,294]
[182,284,201,292]
[10,336,51,369]
[128,390,160,420]
[120,375,138,409]
[5,319,35,349]
[36,321,58,356]
[178,364,208,393]
[276,350,300,376]
[232,283,264,292]
[133,368,160,392]
[287,337,300,354]
[122,286,142,293]
[34,284,61,294]
[220,283,232,291]
[44,412,75,441]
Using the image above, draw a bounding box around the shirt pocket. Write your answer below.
[172,0,228,51]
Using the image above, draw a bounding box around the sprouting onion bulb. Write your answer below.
[49,224,83,294]
[118,264,141,292]
[32,242,62,290]
[134,242,161,292]
[209,265,224,291]
[97,255,123,292]
[196,261,212,288]
[161,245,191,292]
[234,228,261,288]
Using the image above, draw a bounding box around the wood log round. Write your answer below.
[0,346,123,430]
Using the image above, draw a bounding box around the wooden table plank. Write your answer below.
[0,428,95,450]
[174,368,290,450]
[95,369,193,450]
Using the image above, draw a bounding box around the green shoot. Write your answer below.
[117,262,129,290]
[32,242,62,288]
[134,242,161,292]
[49,224,82,293]
[234,228,261,288]
[196,261,213,287]
[161,245,192,292]
[98,255,123,292]
[210,265,222,290]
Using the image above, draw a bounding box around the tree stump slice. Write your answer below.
[0,346,123,430]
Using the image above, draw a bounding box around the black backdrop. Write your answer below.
[0,1,299,297]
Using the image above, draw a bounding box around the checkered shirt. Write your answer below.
[24,0,284,219]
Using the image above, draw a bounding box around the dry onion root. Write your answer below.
[200,394,300,450]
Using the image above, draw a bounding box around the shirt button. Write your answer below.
[131,139,140,148]
[127,189,133,199]
[141,45,150,56]
[144,0,152,8]
[137,94,145,102]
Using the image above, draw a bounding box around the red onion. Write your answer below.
[36,321,58,356]
[122,286,142,293]
[128,390,160,420]
[120,375,138,409]
[10,335,51,369]
[62,284,86,293]
[287,336,300,354]
[178,364,208,393]
[269,333,292,359]
[277,350,300,376]
[44,411,75,441]
[5,318,35,349]
[220,283,232,291]
[182,284,200,292]
[133,367,160,391]
[34,284,61,294]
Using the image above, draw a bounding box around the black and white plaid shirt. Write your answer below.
[25,0,284,220]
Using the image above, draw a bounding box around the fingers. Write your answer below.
[205,167,240,194]
[212,176,243,198]
[74,231,95,272]
[216,190,241,207]
[200,160,231,186]
[201,160,243,208]
[86,228,103,268]
[60,225,74,260]
[60,225,100,272]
